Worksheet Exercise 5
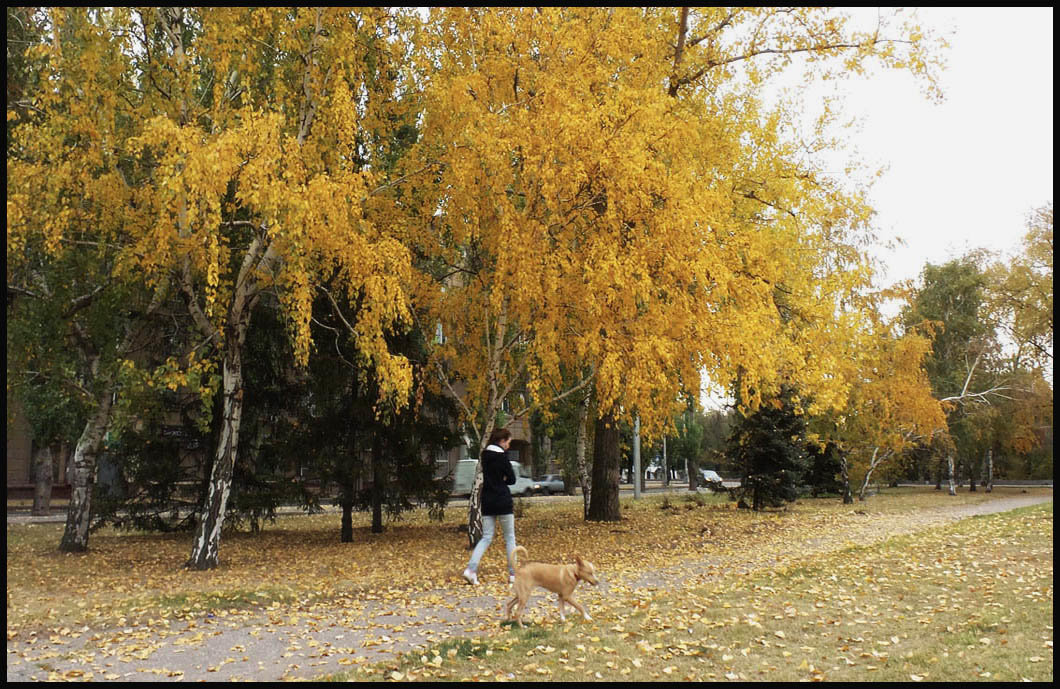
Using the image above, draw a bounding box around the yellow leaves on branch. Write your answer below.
[407,9,721,429]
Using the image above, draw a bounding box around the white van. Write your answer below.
[509,461,536,496]
[450,459,535,497]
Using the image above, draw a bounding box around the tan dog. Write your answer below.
[505,545,599,627]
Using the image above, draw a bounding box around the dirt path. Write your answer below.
[6,494,1050,682]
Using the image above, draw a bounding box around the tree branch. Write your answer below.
[7,284,42,300]
[177,259,218,340]
[671,34,914,94]
[939,385,1019,406]
[435,358,479,441]
[316,283,359,337]
[509,364,597,422]
[668,7,690,98]
[63,285,107,319]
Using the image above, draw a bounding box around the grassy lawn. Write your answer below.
[6,486,1052,683]
[348,501,1053,682]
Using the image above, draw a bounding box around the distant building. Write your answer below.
[6,395,72,501]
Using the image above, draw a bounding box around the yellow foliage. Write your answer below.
[399,8,942,437]
[8,8,419,405]
[7,7,945,429]
[820,303,948,487]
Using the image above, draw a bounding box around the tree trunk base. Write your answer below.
[586,412,621,522]
[341,502,353,543]
[32,446,54,516]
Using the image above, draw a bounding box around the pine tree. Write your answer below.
[728,388,809,511]
[805,442,844,497]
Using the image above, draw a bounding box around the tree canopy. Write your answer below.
[16,8,1032,562]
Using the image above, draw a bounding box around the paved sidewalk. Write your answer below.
[6,494,1051,682]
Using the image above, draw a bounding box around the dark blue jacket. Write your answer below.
[480,446,516,516]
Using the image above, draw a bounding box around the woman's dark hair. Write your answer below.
[488,428,511,446]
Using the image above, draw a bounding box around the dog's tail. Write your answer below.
[512,545,528,569]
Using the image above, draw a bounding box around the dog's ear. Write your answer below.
[574,554,584,564]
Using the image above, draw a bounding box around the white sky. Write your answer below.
[701,6,1054,409]
[836,7,1054,288]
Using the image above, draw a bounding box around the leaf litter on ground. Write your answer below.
[5,487,1052,681]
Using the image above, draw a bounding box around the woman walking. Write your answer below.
[462,428,518,585]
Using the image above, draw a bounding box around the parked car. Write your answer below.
[699,469,726,492]
[508,462,536,496]
[532,474,565,495]
[450,459,477,497]
[450,459,536,497]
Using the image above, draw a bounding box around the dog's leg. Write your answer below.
[504,589,521,619]
[563,595,592,622]
[557,596,567,621]
[505,595,518,620]
[512,595,527,628]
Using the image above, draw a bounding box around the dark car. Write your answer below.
[532,474,565,495]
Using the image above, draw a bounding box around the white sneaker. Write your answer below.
[462,568,478,585]
[509,574,516,585]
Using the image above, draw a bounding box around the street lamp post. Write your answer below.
[633,415,641,499]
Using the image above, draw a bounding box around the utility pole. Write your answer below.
[633,415,641,499]
[662,436,668,487]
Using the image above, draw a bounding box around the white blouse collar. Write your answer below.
[486,444,505,453]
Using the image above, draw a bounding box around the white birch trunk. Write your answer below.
[466,418,494,549]
[59,388,115,552]
[467,459,484,549]
[575,389,592,520]
[947,454,957,496]
[858,447,892,501]
[181,223,264,568]
[57,278,165,552]
[187,331,247,569]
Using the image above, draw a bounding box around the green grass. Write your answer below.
[148,588,298,618]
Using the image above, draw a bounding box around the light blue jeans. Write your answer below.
[467,513,516,576]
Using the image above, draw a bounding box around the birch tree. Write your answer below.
[8,8,420,567]
[146,8,418,569]
[901,257,1023,495]
[845,323,945,502]
[985,205,1053,368]
[7,8,178,551]
[400,7,944,537]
